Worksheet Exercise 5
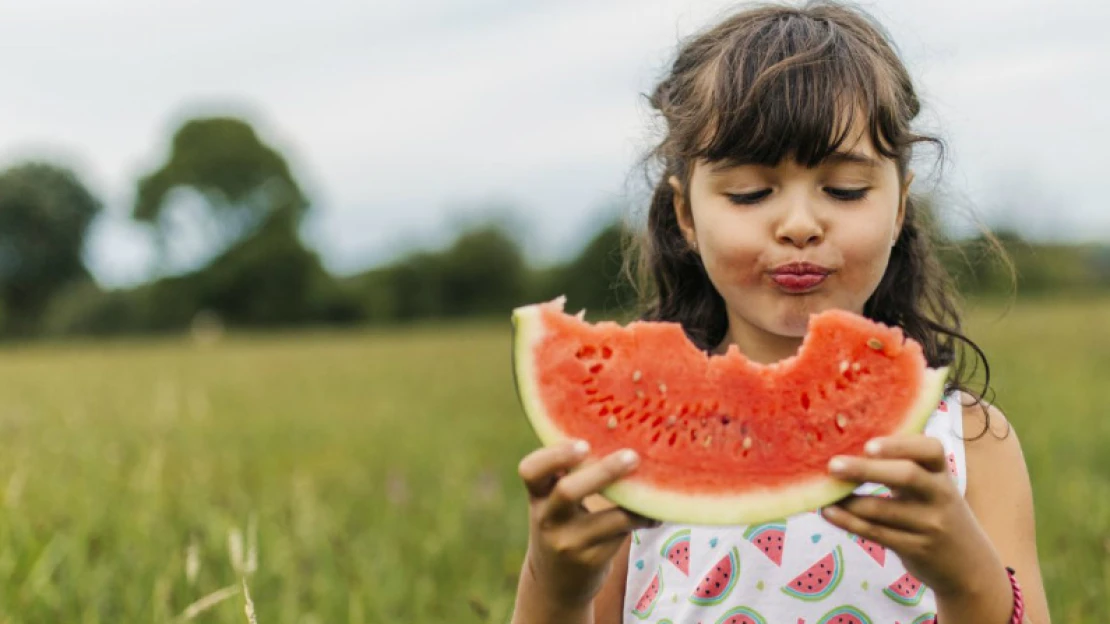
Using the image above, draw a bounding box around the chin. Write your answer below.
[771,312,811,338]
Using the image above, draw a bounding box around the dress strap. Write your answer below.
[923,390,967,496]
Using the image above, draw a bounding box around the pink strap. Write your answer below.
[1006,567,1025,624]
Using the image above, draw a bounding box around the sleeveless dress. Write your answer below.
[622,391,965,624]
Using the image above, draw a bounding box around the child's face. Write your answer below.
[673,123,908,350]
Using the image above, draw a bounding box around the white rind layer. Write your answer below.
[511,299,949,526]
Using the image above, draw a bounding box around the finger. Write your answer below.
[575,507,660,548]
[820,505,921,552]
[518,439,590,499]
[862,434,947,474]
[834,494,929,533]
[828,456,938,499]
[544,449,640,520]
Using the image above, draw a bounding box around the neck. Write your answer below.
[714,313,804,365]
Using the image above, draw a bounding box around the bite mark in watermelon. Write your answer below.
[782,545,844,601]
[883,572,926,606]
[660,528,691,576]
[690,546,740,606]
[815,605,872,624]
[742,521,787,566]
[511,297,947,525]
[631,567,663,619]
[715,606,767,624]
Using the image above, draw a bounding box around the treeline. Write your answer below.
[1,114,1107,340]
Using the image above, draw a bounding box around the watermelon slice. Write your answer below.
[883,572,926,606]
[630,567,662,619]
[511,297,947,525]
[782,545,844,601]
[660,528,691,576]
[690,546,740,606]
[912,614,937,624]
[851,533,885,566]
[715,606,766,624]
[743,521,786,566]
[815,605,872,624]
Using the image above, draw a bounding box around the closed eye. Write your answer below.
[726,189,772,205]
[825,187,870,201]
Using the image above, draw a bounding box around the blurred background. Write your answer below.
[0,0,1106,621]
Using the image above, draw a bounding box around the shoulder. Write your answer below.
[958,390,1014,443]
[957,391,1031,501]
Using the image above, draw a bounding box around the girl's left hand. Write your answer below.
[819,434,1004,599]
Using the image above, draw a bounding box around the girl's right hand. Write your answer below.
[517,440,659,607]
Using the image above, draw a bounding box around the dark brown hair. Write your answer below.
[628,0,1001,418]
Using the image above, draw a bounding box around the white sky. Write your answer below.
[1,0,1107,287]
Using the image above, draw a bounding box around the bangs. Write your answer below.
[690,11,905,168]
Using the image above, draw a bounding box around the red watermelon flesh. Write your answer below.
[631,567,662,619]
[511,297,947,525]
[883,572,926,606]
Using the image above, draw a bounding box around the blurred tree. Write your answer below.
[129,116,361,329]
[0,162,102,335]
[134,116,309,273]
[438,224,528,316]
[347,220,528,322]
[545,221,636,316]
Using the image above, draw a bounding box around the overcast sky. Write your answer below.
[1,0,1107,288]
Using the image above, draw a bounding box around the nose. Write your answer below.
[775,197,824,248]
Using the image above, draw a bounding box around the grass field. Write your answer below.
[0,297,1105,622]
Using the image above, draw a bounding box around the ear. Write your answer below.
[669,175,698,250]
[895,170,915,244]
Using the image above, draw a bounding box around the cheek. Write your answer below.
[697,220,765,286]
[837,217,897,289]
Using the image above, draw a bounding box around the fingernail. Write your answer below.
[572,440,590,455]
[828,457,847,474]
[619,449,639,466]
[864,439,882,456]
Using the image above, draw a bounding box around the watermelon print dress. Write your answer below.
[623,391,965,624]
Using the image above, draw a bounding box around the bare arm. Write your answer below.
[509,444,653,624]
[962,398,1051,623]
[587,494,630,624]
[821,397,1051,624]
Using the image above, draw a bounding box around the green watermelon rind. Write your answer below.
[781,545,844,602]
[690,546,740,606]
[631,566,663,620]
[911,613,937,624]
[715,605,767,624]
[815,605,873,624]
[883,574,927,606]
[511,298,948,526]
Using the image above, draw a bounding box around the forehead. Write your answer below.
[696,99,895,177]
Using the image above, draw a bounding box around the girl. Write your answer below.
[511,2,1049,623]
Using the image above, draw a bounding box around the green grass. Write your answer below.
[0,299,1104,622]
